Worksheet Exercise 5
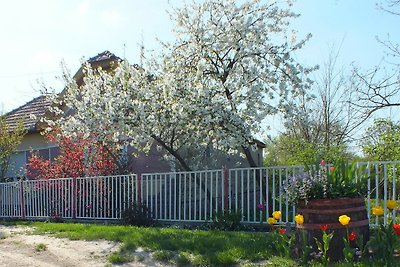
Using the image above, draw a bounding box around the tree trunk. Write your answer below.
[151,135,192,171]
[102,144,126,174]
[151,135,213,207]
[242,146,257,167]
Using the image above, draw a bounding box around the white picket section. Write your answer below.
[0,162,398,226]
[229,166,304,224]
[75,175,137,219]
[141,170,223,222]
[357,161,400,226]
[0,174,136,220]
[24,179,73,219]
[0,182,21,218]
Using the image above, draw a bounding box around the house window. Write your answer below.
[25,146,59,163]
[50,147,60,161]
[6,151,26,179]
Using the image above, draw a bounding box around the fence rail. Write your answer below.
[0,161,399,226]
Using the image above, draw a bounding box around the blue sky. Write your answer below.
[292,0,399,68]
[0,0,398,126]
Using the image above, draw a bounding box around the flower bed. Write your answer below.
[265,198,400,265]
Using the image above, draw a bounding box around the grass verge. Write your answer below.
[2,221,384,266]
[15,221,279,266]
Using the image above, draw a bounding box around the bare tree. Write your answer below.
[317,46,364,145]
[378,0,400,15]
[283,44,363,155]
[352,1,400,121]
[352,66,400,121]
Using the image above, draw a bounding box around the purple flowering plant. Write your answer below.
[283,160,367,204]
[284,167,327,204]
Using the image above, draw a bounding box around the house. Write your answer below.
[3,51,264,180]
[4,95,58,179]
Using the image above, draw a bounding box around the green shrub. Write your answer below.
[212,209,243,231]
[120,203,154,226]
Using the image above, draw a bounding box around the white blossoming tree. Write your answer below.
[154,0,315,167]
[46,0,314,172]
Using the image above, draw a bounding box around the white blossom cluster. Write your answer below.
[44,0,314,170]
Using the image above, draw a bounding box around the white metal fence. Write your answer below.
[141,170,223,222]
[0,175,138,220]
[0,182,22,218]
[0,161,399,226]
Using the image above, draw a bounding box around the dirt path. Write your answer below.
[0,225,170,267]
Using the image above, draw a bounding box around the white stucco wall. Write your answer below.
[6,132,58,180]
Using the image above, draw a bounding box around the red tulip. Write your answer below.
[393,224,400,236]
[348,231,356,241]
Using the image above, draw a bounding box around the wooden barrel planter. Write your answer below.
[296,198,369,262]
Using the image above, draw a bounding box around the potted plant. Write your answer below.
[284,159,369,262]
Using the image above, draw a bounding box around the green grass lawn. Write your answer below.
[4,221,297,266]
[0,221,396,266]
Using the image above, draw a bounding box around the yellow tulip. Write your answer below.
[372,205,384,216]
[294,214,304,225]
[267,217,277,225]
[272,211,281,220]
[387,200,397,210]
[338,214,351,226]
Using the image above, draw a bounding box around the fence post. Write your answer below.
[19,179,25,219]
[72,177,77,220]
[137,174,142,208]
[223,167,229,213]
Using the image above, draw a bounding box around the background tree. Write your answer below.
[47,0,313,171]
[263,134,351,166]
[263,135,317,166]
[0,116,25,181]
[361,118,400,161]
[266,46,360,166]
[353,0,400,121]
[378,0,400,14]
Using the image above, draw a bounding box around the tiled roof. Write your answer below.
[4,96,52,132]
[88,51,119,63]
